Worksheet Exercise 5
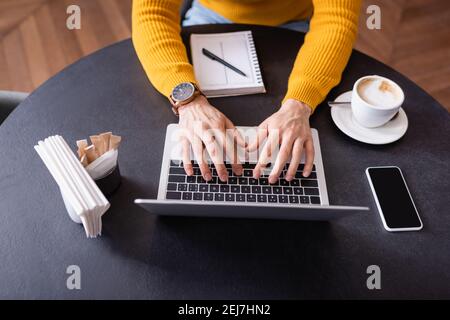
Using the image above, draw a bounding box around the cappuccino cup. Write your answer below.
[351,75,404,128]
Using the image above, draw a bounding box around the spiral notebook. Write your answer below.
[190,31,265,97]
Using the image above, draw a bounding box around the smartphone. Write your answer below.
[366,166,423,232]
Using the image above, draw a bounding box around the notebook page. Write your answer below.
[191,31,262,91]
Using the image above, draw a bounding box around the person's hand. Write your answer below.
[248,99,315,184]
[178,95,244,182]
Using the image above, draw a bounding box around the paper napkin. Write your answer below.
[35,135,110,238]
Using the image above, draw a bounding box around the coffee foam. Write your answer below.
[357,78,400,108]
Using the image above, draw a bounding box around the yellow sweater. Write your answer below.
[132,0,360,111]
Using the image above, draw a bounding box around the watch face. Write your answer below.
[172,82,195,102]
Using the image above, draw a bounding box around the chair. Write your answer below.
[0,90,28,125]
[180,0,194,22]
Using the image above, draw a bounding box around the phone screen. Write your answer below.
[367,167,422,229]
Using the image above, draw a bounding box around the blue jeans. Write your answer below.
[182,0,310,33]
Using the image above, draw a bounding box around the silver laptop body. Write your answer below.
[135,124,369,220]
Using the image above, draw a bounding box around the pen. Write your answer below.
[202,48,247,77]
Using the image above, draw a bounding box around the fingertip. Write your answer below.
[216,168,227,181]
[246,142,257,152]
[236,137,246,148]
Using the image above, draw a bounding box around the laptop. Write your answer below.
[135,124,369,220]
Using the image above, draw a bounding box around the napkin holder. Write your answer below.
[94,164,121,197]
[61,166,120,223]
[85,148,121,196]
[35,134,115,237]
[61,149,121,224]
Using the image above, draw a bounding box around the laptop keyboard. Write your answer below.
[165,160,321,205]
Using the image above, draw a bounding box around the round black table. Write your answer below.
[0,25,449,299]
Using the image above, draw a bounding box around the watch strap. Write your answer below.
[169,83,203,116]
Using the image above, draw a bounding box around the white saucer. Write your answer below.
[330,91,408,145]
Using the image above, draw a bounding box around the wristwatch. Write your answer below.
[169,82,203,115]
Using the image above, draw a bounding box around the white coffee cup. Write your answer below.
[351,75,404,128]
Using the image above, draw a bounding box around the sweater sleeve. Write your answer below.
[132,0,197,97]
[283,0,361,111]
